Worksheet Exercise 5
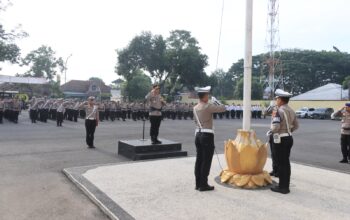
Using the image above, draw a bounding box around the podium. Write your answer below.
[118,139,187,161]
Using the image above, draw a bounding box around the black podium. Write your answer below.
[118,139,187,161]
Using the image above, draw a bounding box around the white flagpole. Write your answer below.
[242,0,253,131]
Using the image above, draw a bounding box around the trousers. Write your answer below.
[56,112,64,126]
[341,134,350,160]
[273,136,293,189]
[85,119,97,147]
[269,135,278,174]
[194,132,215,187]
[149,115,162,138]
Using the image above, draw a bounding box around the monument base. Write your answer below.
[118,139,187,161]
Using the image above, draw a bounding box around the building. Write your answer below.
[60,79,111,100]
[291,83,349,101]
[0,75,49,99]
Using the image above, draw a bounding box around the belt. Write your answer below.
[279,133,292,137]
[195,128,214,134]
[86,118,96,120]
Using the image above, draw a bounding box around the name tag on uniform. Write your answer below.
[272,116,281,124]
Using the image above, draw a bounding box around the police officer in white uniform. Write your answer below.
[80,96,99,148]
[268,89,299,194]
[193,86,226,191]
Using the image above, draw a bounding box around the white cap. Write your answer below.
[195,86,211,93]
[275,89,292,98]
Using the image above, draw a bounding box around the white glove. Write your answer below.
[211,96,222,105]
[266,130,272,137]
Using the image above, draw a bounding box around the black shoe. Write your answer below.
[339,159,348,163]
[195,186,199,190]
[88,145,96,149]
[155,139,162,144]
[271,186,290,194]
[269,171,279,177]
[199,185,215,192]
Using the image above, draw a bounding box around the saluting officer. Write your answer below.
[332,103,350,163]
[145,84,166,144]
[268,89,299,194]
[193,86,226,192]
[80,96,99,148]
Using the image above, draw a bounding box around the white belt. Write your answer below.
[86,118,96,120]
[195,128,214,134]
[279,133,292,137]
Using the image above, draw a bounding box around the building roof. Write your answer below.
[0,75,48,85]
[291,83,349,101]
[60,80,111,94]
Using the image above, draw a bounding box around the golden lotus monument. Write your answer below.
[219,0,272,189]
[220,130,272,189]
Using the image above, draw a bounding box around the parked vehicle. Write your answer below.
[310,108,334,119]
[295,107,315,118]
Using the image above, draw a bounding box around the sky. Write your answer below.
[0,0,350,85]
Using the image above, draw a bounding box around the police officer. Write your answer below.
[80,96,99,148]
[145,84,166,145]
[268,89,299,194]
[55,99,71,127]
[193,86,226,191]
[11,98,21,123]
[332,103,350,163]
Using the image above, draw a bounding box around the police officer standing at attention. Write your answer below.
[193,86,226,191]
[332,103,350,163]
[145,84,166,145]
[268,89,299,194]
[80,96,99,148]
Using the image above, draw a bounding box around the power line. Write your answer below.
[215,0,225,70]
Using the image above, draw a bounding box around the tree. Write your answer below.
[228,49,350,96]
[343,76,350,90]
[89,77,104,82]
[115,32,168,84]
[0,1,28,67]
[115,30,209,96]
[165,30,208,93]
[21,46,64,80]
[208,69,238,99]
[122,70,152,101]
[234,77,263,100]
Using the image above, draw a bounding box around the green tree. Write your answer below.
[122,70,152,101]
[208,69,238,99]
[89,77,104,83]
[228,49,350,96]
[342,76,350,90]
[234,77,263,100]
[21,46,64,80]
[116,30,209,96]
[115,32,168,84]
[166,30,208,93]
[0,1,28,67]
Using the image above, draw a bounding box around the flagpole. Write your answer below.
[242,0,253,131]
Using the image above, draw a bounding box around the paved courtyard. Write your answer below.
[0,111,349,219]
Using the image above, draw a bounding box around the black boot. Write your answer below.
[271,186,290,194]
[199,185,215,192]
[155,137,162,144]
[151,136,157,145]
[339,158,348,163]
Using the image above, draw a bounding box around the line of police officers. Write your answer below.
[0,97,22,124]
